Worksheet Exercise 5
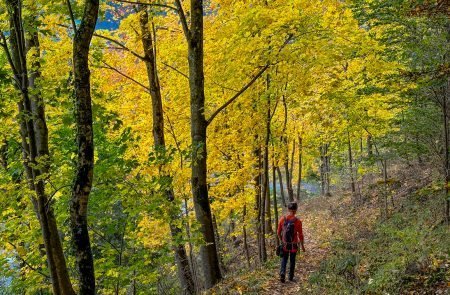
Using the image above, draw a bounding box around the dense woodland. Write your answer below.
[0,0,448,294]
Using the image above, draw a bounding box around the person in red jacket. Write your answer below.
[277,202,305,283]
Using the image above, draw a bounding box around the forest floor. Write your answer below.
[209,166,449,295]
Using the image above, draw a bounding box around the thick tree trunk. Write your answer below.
[187,0,222,288]
[138,7,195,293]
[3,2,75,293]
[71,0,99,293]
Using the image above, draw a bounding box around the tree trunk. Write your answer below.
[187,0,222,288]
[284,160,294,202]
[71,0,99,293]
[254,143,262,261]
[3,2,75,293]
[320,143,331,197]
[138,7,195,293]
[347,132,356,196]
[0,138,7,169]
[276,166,287,207]
[290,139,296,185]
[367,135,373,158]
[263,88,272,234]
[272,164,279,245]
[242,204,251,268]
[296,136,302,200]
[443,87,450,222]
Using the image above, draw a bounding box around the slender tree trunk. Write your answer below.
[443,88,450,222]
[138,7,195,293]
[254,143,262,262]
[320,143,331,197]
[263,88,272,234]
[284,160,294,202]
[186,0,222,287]
[367,135,373,158]
[272,164,279,245]
[212,215,226,274]
[242,204,251,268]
[347,132,356,196]
[0,138,7,169]
[276,166,287,207]
[290,139,296,185]
[3,2,75,293]
[296,136,302,200]
[71,0,99,293]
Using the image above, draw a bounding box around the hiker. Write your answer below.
[277,201,305,283]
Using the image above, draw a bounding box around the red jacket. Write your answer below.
[277,214,304,252]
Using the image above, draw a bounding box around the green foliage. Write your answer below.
[308,186,449,294]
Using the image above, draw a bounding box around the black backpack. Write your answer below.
[281,216,297,246]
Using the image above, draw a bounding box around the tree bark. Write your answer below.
[263,84,272,234]
[272,164,279,245]
[3,1,75,293]
[347,132,356,196]
[186,0,222,288]
[138,7,195,293]
[296,136,303,200]
[242,204,251,268]
[71,0,99,293]
[276,166,287,207]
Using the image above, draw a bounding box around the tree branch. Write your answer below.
[0,31,20,82]
[66,0,77,33]
[206,64,270,126]
[93,32,146,61]
[113,0,178,11]
[174,0,190,40]
[96,60,151,92]
[7,242,50,279]
[161,61,189,79]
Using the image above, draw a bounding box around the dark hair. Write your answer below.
[288,202,298,211]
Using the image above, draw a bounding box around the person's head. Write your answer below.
[287,202,298,214]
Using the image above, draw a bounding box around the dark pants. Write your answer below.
[280,251,296,279]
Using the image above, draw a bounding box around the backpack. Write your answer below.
[281,216,297,249]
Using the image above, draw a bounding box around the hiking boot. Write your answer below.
[288,277,297,283]
[280,275,286,283]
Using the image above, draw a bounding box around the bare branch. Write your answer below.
[206,64,270,126]
[161,61,188,79]
[66,0,77,33]
[96,60,151,92]
[7,242,50,279]
[174,0,190,40]
[0,31,20,81]
[93,32,146,60]
[113,0,178,11]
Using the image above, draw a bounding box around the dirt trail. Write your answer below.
[261,227,330,295]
